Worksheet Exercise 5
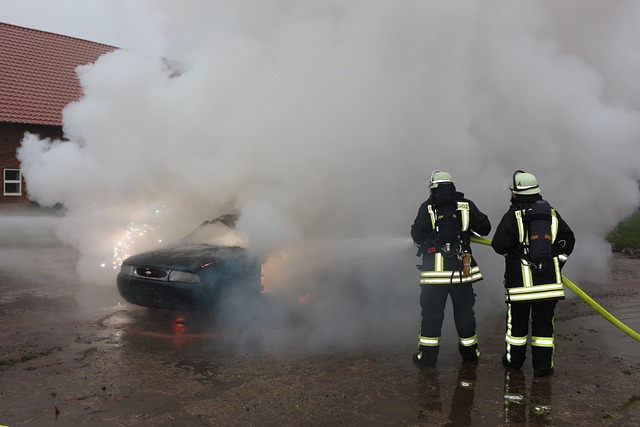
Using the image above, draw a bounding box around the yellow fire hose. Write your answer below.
[470,235,640,342]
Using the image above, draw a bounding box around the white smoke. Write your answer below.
[17,1,640,351]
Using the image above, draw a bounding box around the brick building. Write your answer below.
[0,22,115,207]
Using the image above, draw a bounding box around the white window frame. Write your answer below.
[3,169,22,196]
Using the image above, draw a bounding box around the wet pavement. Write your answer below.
[0,213,639,426]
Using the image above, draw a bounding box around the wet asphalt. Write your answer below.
[0,214,639,426]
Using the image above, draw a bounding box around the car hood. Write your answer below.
[122,244,246,272]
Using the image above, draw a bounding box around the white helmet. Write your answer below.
[428,170,453,189]
[510,170,540,195]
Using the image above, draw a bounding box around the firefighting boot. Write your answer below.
[413,345,438,367]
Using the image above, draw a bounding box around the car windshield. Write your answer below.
[181,214,246,247]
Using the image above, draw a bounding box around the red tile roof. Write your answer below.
[0,22,116,126]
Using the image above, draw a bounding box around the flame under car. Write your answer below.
[116,215,261,311]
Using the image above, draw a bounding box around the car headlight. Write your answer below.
[120,264,135,276]
[168,270,200,283]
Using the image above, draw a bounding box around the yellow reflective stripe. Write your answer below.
[550,209,558,242]
[558,254,568,262]
[506,284,565,302]
[434,253,444,271]
[427,204,436,228]
[420,275,483,285]
[459,334,478,346]
[420,272,483,285]
[505,334,528,346]
[457,202,470,231]
[553,257,562,283]
[419,336,440,346]
[515,210,525,243]
[508,283,564,294]
[505,304,515,362]
[421,266,481,278]
[522,264,533,287]
[506,304,513,336]
[531,336,554,347]
[507,290,565,302]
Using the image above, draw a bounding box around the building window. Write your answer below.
[4,169,22,196]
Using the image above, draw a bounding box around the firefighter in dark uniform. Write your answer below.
[411,170,491,367]
[491,170,575,377]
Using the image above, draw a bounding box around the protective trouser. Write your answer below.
[504,300,557,370]
[417,283,479,365]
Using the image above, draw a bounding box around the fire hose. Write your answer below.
[470,235,640,343]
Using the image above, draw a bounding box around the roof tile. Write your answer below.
[0,22,116,126]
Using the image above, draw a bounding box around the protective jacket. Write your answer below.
[411,190,491,285]
[491,194,575,302]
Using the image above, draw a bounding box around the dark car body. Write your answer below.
[117,214,261,311]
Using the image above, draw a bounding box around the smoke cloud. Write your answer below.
[17,1,640,352]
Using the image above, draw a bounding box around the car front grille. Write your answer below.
[134,266,168,280]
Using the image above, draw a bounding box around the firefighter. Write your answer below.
[491,170,575,377]
[411,170,491,367]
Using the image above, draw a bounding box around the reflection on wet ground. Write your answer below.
[98,309,230,346]
[416,363,479,425]
[502,368,553,425]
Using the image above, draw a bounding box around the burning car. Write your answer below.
[117,214,262,311]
